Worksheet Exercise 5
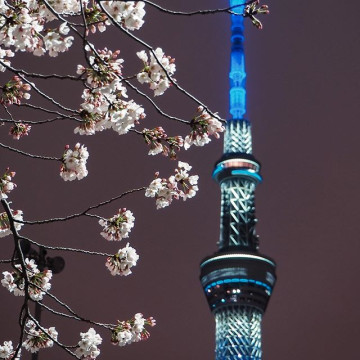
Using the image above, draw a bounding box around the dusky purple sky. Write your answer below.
[0,1,359,359]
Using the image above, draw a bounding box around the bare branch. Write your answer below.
[0,142,61,161]
[22,187,146,224]
[19,236,112,257]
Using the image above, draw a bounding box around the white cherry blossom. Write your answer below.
[111,313,156,347]
[184,106,225,149]
[106,243,139,276]
[99,209,135,241]
[136,48,176,96]
[0,168,16,199]
[1,258,52,301]
[22,320,57,353]
[0,210,23,238]
[142,127,183,159]
[9,123,31,140]
[145,162,199,209]
[0,340,15,359]
[0,47,14,72]
[60,143,89,181]
[102,1,146,30]
[75,328,102,359]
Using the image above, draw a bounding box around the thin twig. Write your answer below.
[0,116,80,125]
[0,142,61,161]
[22,187,146,225]
[15,103,81,120]
[19,236,112,257]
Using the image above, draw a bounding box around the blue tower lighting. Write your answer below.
[200,1,276,359]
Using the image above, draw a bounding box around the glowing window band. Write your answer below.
[212,165,262,182]
[201,253,276,267]
[205,278,272,293]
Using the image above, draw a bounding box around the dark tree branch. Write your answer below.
[0,142,61,161]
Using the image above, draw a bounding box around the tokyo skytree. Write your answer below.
[199,1,277,359]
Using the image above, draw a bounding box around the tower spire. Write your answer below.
[200,1,276,359]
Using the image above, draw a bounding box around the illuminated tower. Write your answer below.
[200,1,276,359]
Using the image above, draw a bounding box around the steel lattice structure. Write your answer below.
[215,307,262,360]
[199,1,276,359]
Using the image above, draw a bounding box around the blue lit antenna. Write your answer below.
[200,1,277,359]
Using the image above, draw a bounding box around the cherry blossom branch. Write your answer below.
[1,199,114,355]
[18,236,112,257]
[0,60,79,114]
[15,103,81,121]
[14,72,78,114]
[5,67,82,81]
[27,314,78,358]
[0,142,61,161]
[38,302,88,323]
[98,2,223,123]
[0,115,79,125]
[38,0,199,131]
[123,79,190,124]
[31,285,114,330]
[35,287,116,329]
[1,103,14,120]
[21,187,146,225]
[1,199,31,358]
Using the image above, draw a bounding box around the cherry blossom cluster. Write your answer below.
[85,1,146,34]
[99,209,135,241]
[243,0,270,30]
[9,123,31,140]
[75,80,145,136]
[1,258,52,301]
[0,210,23,238]
[111,313,156,347]
[84,4,109,34]
[43,22,74,57]
[0,1,147,68]
[145,161,199,209]
[184,106,225,149]
[137,48,176,96]
[74,328,102,359]
[173,161,199,200]
[0,76,31,105]
[0,341,15,360]
[0,168,16,199]
[75,48,145,136]
[22,320,57,354]
[142,127,184,159]
[106,243,139,276]
[77,47,124,89]
[101,1,146,31]
[47,0,83,14]
[0,1,74,57]
[60,143,89,181]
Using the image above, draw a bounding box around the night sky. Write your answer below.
[0,1,359,359]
